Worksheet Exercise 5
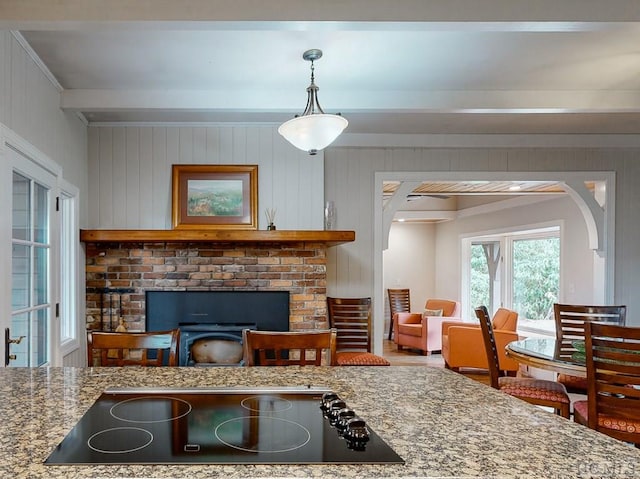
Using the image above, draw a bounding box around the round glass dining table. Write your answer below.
[506,337,586,378]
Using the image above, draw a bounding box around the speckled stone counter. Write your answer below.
[1,366,639,478]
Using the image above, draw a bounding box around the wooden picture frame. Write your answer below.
[171,164,258,230]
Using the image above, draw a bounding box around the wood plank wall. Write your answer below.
[87,125,325,231]
[0,32,88,206]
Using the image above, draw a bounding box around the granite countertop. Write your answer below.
[1,366,639,478]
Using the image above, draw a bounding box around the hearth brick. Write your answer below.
[84,241,328,332]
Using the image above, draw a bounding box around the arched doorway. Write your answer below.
[374,170,614,353]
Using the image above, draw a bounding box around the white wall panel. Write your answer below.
[98,128,113,228]
[616,152,640,307]
[112,128,127,227]
[192,127,206,163]
[125,127,140,228]
[151,127,170,229]
[178,127,193,163]
[9,36,26,135]
[87,125,324,231]
[138,128,153,229]
[87,128,100,226]
[205,127,220,163]
[0,33,7,126]
[257,127,274,220]
[326,147,385,298]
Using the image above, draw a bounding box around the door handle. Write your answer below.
[4,328,25,367]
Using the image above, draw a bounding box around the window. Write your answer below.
[464,226,560,334]
[11,171,52,366]
[469,241,501,318]
[59,184,79,355]
[510,235,560,323]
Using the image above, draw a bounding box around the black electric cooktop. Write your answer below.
[45,387,404,465]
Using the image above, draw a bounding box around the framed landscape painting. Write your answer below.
[171,164,258,230]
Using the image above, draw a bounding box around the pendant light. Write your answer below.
[278,49,348,155]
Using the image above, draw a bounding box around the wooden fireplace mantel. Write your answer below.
[80,229,355,247]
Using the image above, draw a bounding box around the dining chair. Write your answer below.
[476,306,571,419]
[242,329,337,366]
[327,297,390,366]
[387,288,411,340]
[554,303,627,393]
[87,329,180,366]
[573,322,640,447]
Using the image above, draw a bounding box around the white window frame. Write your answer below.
[59,180,80,358]
[461,222,562,336]
[6,147,58,367]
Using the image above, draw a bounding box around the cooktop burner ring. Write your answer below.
[110,396,192,423]
[87,427,154,454]
[240,395,293,413]
[214,416,311,453]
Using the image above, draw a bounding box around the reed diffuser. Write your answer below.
[265,208,277,230]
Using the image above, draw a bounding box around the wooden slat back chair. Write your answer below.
[87,329,180,367]
[242,329,337,366]
[328,297,372,352]
[554,303,626,393]
[387,288,410,340]
[573,322,640,447]
[327,297,390,366]
[477,306,570,419]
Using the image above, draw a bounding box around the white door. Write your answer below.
[1,143,58,367]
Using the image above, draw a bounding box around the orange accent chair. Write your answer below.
[393,299,462,355]
[441,307,519,373]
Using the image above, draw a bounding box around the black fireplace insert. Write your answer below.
[145,291,290,366]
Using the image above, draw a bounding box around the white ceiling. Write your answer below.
[5,0,640,134]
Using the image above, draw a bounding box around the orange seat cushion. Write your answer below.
[498,377,571,404]
[397,323,422,337]
[336,352,390,366]
[574,400,640,433]
[557,373,588,392]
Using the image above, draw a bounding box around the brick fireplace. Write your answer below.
[83,240,334,333]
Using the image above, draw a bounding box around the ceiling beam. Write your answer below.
[2,0,640,24]
[60,89,640,114]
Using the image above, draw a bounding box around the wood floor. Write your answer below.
[383,340,491,385]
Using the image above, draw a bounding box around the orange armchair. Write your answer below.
[393,299,462,355]
[441,307,519,373]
